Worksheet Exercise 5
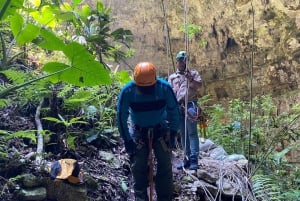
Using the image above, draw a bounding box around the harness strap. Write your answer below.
[148,128,154,201]
[159,137,169,152]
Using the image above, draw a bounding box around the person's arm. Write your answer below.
[189,78,202,88]
[117,88,137,154]
[165,85,180,148]
[186,70,202,88]
[165,85,180,132]
[117,88,131,142]
[167,75,174,88]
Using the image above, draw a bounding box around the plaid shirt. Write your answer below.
[168,69,202,103]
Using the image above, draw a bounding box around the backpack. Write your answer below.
[49,159,82,184]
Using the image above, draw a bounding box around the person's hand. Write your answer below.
[184,71,193,81]
[170,130,178,149]
[124,139,136,154]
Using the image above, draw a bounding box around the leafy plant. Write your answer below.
[44,0,134,64]
[0,130,10,158]
[180,23,203,38]
[180,23,207,47]
[43,114,87,150]
[282,190,300,201]
[252,174,281,201]
[0,0,23,21]
[202,94,300,201]
[5,130,36,143]
[1,0,136,99]
[55,70,130,148]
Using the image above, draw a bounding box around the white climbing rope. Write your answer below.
[160,0,175,77]
[183,0,190,162]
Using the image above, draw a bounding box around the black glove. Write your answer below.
[169,130,178,149]
[124,139,136,154]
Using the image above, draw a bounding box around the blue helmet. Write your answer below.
[176,51,187,62]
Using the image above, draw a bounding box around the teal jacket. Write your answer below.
[117,78,180,141]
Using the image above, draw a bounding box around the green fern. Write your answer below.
[43,114,87,150]
[282,190,300,201]
[5,130,36,143]
[252,174,282,201]
[0,98,11,108]
[1,70,26,84]
[0,130,9,158]
[63,89,93,108]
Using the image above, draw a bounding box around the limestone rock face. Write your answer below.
[102,0,299,106]
[102,0,299,161]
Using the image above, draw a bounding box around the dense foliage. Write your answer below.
[200,94,300,200]
[0,0,299,200]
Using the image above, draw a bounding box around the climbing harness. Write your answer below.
[148,128,154,201]
[184,102,208,142]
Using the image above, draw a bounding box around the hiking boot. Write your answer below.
[176,159,190,170]
[189,157,198,170]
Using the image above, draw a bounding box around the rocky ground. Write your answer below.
[0,107,251,201]
[0,140,251,201]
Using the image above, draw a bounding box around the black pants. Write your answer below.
[130,126,173,201]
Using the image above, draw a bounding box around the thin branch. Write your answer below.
[35,98,44,166]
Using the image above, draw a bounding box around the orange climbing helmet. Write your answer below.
[133,62,157,86]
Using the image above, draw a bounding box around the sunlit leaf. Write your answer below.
[0,130,9,135]
[65,90,93,104]
[96,1,104,12]
[0,99,11,108]
[16,23,40,45]
[0,0,24,20]
[60,2,72,11]
[30,5,57,28]
[10,13,23,37]
[67,135,76,151]
[1,70,26,84]
[31,0,41,7]
[43,117,63,123]
[42,43,111,86]
[55,11,74,21]
[69,117,87,124]
[42,62,71,83]
[115,70,131,85]
[80,5,91,19]
[6,130,37,144]
[33,28,65,50]
[63,42,94,64]
[72,0,83,7]
[62,42,111,85]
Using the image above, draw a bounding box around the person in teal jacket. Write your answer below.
[117,62,180,201]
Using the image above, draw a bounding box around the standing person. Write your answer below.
[117,62,180,201]
[168,51,202,170]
